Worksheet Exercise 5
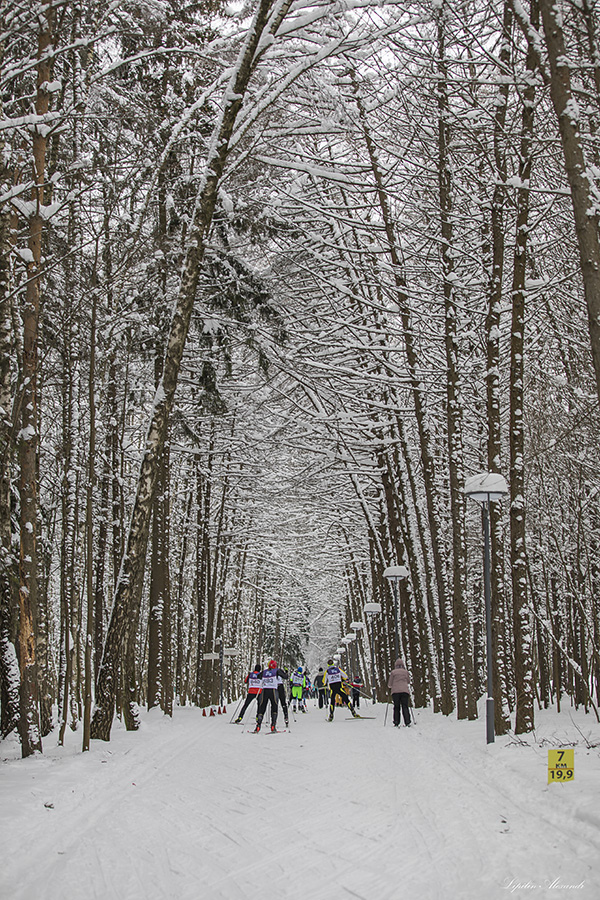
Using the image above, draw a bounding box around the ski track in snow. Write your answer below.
[1,704,599,900]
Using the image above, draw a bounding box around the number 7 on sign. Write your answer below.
[548,749,574,784]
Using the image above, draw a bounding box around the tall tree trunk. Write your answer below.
[122,584,143,731]
[148,437,172,713]
[35,360,52,739]
[148,355,166,712]
[510,0,538,735]
[68,462,82,730]
[195,451,210,705]
[91,191,115,686]
[160,447,172,717]
[0,206,20,737]
[57,273,75,747]
[175,486,193,704]
[549,571,562,710]
[109,362,123,584]
[484,0,512,737]
[93,462,109,682]
[17,1,55,756]
[83,273,97,751]
[436,5,476,720]
[91,0,285,740]
[539,0,600,405]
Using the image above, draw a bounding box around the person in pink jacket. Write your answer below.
[387,658,412,727]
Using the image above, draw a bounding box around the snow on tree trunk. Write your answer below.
[83,277,98,752]
[436,6,476,721]
[175,487,193,704]
[16,1,56,757]
[195,445,215,708]
[482,0,512,739]
[539,0,600,407]
[57,272,76,747]
[510,0,538,735]
[0,205,20,738]
[147,353,167,713]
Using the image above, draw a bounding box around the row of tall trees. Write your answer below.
[216,0,600,726]
[1,0,599,756]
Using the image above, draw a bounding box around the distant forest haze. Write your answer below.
[1,0,599,755]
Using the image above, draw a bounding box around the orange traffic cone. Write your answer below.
[217,706,222,714]
[203,708,207,717]
[222,705,227,714]
[209,707,215,717]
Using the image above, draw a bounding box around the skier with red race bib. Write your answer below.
[235,664,263,723]
[254,660,287,732]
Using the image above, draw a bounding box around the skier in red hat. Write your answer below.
[254,660,288,732]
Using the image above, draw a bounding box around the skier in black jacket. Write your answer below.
[235,664,263,723]
[314,667,327,709]
[276,666,290,727]
[325,659,358,721]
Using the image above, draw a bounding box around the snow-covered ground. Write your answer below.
[1,699,599,900]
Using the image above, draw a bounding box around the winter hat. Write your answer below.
[268,659,277,669]
[327,659,333,666]
[254,664,262,672]
[318,667,323,672]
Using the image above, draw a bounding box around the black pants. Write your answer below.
[238,692,260,719]
[329,682,352,717]
[352,688,360,709]
[257,689,278,727]
[392,692,411,726]
[277,684,289,721]
[317,689,326,709]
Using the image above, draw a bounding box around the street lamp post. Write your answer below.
[336,646,346,681]
[464,472,508,745]
[350,621,364,687]
[344,634,357,679]
[340,638,350,675]
[363,602,381,703]
[383,565,409,661]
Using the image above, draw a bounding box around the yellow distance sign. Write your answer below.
[548,748,574,784]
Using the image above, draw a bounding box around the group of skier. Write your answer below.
[234,657,411,731]
[235,659,290,731]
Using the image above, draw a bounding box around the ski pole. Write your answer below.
[229,698,243,723]
[355,687,373,701]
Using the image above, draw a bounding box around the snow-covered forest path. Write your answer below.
[2,704,599,900]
